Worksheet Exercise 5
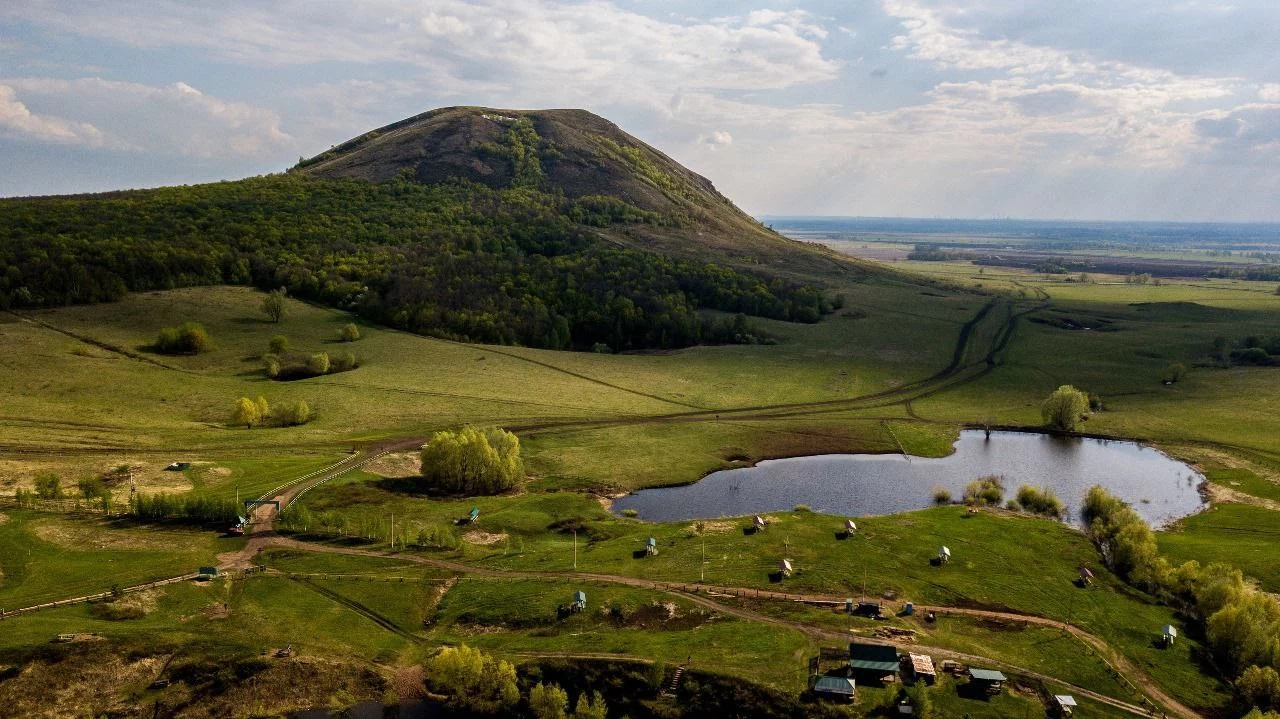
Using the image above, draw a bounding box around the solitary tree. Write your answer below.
[285,400,311,426]
[308,352,330,375]
[529,683,569,719]
[1041,384,1090,431]
[78,476,105,501]
[34,472,63,500]
[231,397,261,428]
[261,288,286,323]
[339,323,361,342]
[255,396,270,422]
[268,334,289,354]
[1165,363,1187,384]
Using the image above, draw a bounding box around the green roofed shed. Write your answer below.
[969,669,1006,682]
[848,643,899,674]
[813,676,856,698]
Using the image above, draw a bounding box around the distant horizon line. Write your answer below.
[758,214,1280,227]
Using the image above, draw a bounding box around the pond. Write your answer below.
[611,431,1205,527]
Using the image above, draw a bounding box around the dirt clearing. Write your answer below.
[365,451,421,478]
[463,530,509,545]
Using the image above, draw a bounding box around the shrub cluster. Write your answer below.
[962,475,1004,506]
[264,349,358,380]
[1012,485,1065,519]
[425,645,519,715]
[1213,335,1280,367]
[229,395,310,428]
[419,426,523,495]
[1083,486,1280,713]
[155,322,211,355]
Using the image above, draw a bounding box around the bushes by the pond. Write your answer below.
[962,475,1004,506]
[1082,485,1280,708]
[1013,485,1065,519]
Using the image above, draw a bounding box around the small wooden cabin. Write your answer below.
[754,515,767,530]
[854,601,883,618]
[938,546,952,564]
[1163,624,1178,647]
[845,519,857,533]
[779,558,794,577]
[1053,694,1078,717]
[908,653,936,684]
[645,537,658,556]
[812,676,856,702]
[1078,566,1094,585]
[968,668,1006,694]
[847,642,899,683]
[571,591,587,612]
[466,507,480,524]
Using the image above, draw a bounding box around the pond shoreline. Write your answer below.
[612,429,1206,527]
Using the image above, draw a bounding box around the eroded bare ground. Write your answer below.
[0,644,389,719]
[0,456,196,496]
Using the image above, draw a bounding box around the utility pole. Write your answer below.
[573,529,578,570]
[390,513,395,551]
[701,538,706,583]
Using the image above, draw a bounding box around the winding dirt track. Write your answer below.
[4,298,1201,717]
[253,535,1181,718]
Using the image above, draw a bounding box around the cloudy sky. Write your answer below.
[2,0,1279,221]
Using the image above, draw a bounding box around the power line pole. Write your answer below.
[573,529,578,570]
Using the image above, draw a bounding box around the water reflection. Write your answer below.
[612,431,1204,527]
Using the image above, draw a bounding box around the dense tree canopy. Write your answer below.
[420,426,524,495]
[0,174,833,351]
[424,645,519,714]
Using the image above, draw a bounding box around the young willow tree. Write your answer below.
[231,397,262,428]
[261,288,286,323]
[419,426,523,495]
[1041,384,1090,431]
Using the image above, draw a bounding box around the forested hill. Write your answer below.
[0,108,849,352]
[292,107,841,275]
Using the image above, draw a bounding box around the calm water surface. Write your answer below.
[612,431,1204,527]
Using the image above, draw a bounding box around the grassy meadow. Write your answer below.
[4,264,1280,716]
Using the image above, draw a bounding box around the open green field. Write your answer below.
[1160,503,1280,592]
[0,510,240,610]
[5,268,1280,716]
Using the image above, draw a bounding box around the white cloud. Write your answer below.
[697,129,733,149]
[5,1,839,94]
[1261,84,1280,102]
[0,84,106,146]
[1,78,291,157]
